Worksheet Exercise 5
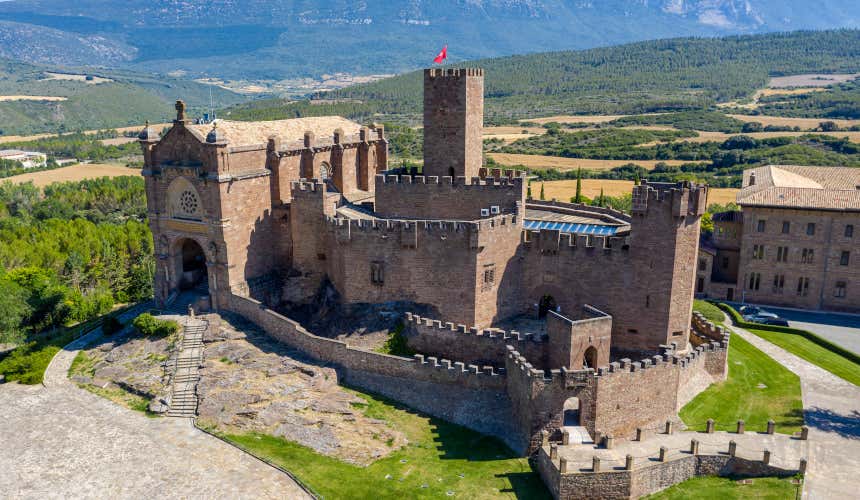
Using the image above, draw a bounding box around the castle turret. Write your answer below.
[624,181,708,351]
[423,68,484,180]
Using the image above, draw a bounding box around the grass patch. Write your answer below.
[680,333,803,434]
[69,350,97,378]
[716,302,860,386]
[693,299,726,325]
[646,475,800,499]
[77,383,154,416]
[221,388,548,499]
[0,304,136,384]
[746,327,860,386]
[375,322,415,357]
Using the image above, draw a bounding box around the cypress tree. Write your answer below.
[574,168,583,203]
[539,182,545,200]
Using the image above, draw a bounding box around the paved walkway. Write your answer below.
[727,323,860,500]
[1,320,312,499]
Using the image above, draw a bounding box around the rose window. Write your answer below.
[179,190,199,216]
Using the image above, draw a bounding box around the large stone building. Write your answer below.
[698,165,860,312]
[141,68,742,497]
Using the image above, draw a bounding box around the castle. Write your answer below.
[140,68,746,497]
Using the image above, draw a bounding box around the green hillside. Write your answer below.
[0,59,246,136]
[222,30,860,124]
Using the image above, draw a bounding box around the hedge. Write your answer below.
[713,301,860,365]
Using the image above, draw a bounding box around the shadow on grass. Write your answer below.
[496,469,554,499]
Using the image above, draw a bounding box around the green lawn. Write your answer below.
[220,389,549,499]
[646,475,800,499]
[0,327,82,384]
[745,327,860,386]
[680,332,804,434]
[693,300,727,325]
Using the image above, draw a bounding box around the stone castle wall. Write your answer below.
[374,173,526,221]
[536,446,799,500]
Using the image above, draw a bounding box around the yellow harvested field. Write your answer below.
[758,87,827,97]
[100,137,139,146]
[0,95,67,102]
[2,164,140,187]
[728,114,860,130]
[538,179,738,205]
[484,126,546,135]
[43,72,114,84]
[638,130,860,146]
[0,123,171,144]
[488,153,697,171]
[523,115,629,125]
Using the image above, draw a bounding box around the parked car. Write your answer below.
[750,316,790,327]
[739,305,779,320]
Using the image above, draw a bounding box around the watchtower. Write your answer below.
[423,68,484,179]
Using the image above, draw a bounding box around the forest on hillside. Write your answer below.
[223,30,860,124]
[0,177,152,344]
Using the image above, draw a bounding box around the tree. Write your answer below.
[527,181,532,199]
[574,168,583,203]
[0,275,31,343]
[539,183,545,200]
[634,171,641,186]
[819,121,839,132]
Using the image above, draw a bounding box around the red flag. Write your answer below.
[433,45,448,64]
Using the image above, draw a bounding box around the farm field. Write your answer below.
[536,179,738,205]
[768,73,859,88]
[638,130,860,146]
[487,153,696,171]
[0,123,171,144]
[0,95,68,102]
[42,72,114,85]
[2,163,140,187]
[522,115,632,125]
[727,114,860,130]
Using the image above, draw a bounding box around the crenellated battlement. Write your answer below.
[405,312,546,344]
[632,180,708,217]
[413,353,506,378]
[290,179,326,193]
[690,311,732,347]
[425,67,484,78]
[376,173,525,188]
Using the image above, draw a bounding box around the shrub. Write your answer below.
[102,316,124,336]
[132,313,179,338]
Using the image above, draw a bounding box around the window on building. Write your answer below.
[776,246,789,263]
[801,248,814,264]
[806,223,816,236]
[797,277,810,297]
[846,225,854,238]
[697,277,705,293]
[482,264,496,291]
[835,281,847,298]
[841,251,850,266]
[698,259,707,272]
[752,244,765,260]
[748,272,761,291]
[722,257,729,269]
[757,220,766,232]
[646,295,650,308]
[370,262,384,285]
[782,221,790,234]
[772,274,785,294]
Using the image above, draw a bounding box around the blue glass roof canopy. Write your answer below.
[523,219,620,236]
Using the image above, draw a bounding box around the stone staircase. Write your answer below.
[166,319,207,418]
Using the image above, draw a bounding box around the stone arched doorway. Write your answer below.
[538,294,557,318]
[177,239,207,290]
[563,397,580,427]
[583,346,598,369]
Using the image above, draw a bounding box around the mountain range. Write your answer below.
[0,1,856,79]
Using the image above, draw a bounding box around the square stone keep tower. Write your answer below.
[423,68,484,179]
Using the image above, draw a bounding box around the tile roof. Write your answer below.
[737,165,860,212]
[186,117,363,148]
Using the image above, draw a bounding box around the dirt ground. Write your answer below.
[536,179,738,205]
[3,163,140,187]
